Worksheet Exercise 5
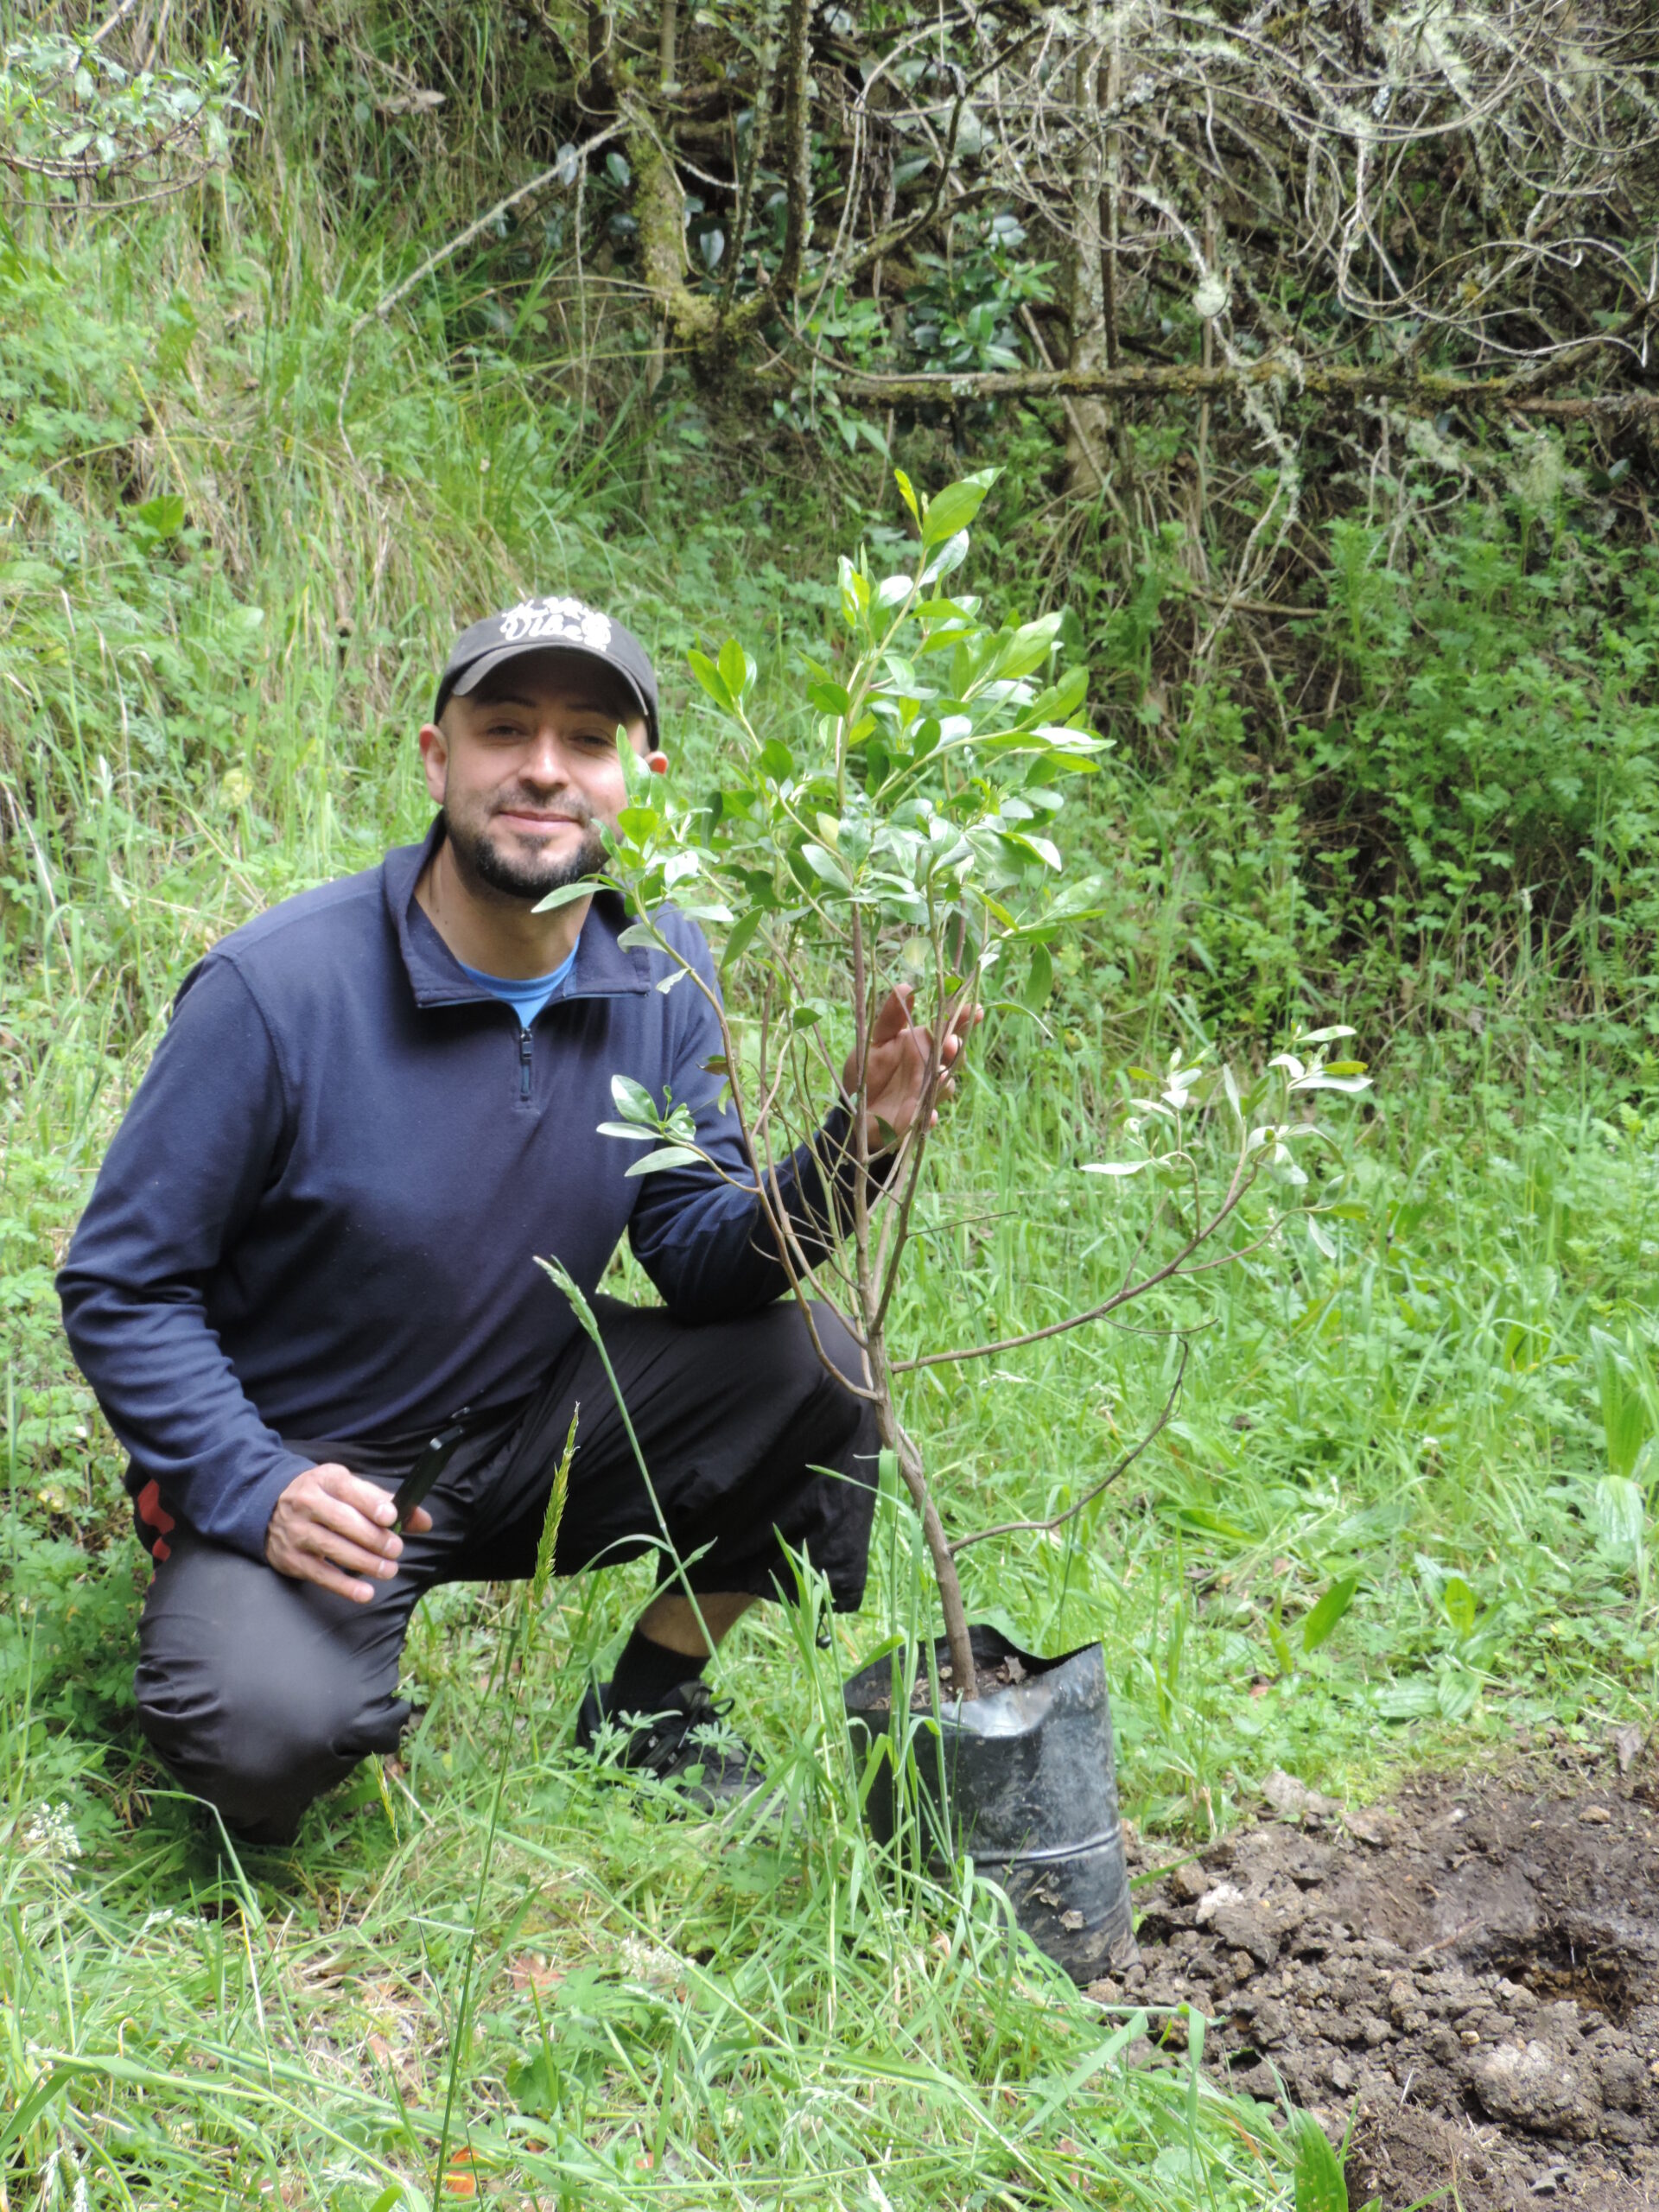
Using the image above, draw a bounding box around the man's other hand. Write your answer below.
[265,1464,433,1602]
[843,984,981,1151]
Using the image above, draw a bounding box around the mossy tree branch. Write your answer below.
[753,356,1659,418]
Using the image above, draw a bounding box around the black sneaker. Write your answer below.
[575,1679,766,1808]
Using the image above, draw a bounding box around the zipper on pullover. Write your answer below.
[518,1027,533,1101]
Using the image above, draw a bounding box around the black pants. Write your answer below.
[134,1298,878,1842]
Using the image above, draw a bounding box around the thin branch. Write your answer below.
[950,1341,1191,1556]
[356,123,625,330]
[830,86,968,295]
[895,1155,1261,1372]
[86,0,143,46]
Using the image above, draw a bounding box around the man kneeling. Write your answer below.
[58,599,964,1843]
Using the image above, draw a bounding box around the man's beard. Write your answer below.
[442,800,607,903]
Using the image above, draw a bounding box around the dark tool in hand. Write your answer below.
[391,1408,474,1529]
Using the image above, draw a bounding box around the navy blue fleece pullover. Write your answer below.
[58,821,859,1562]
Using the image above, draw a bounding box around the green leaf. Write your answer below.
[1301,1575,1358,1655]
[135,493,185,538]
[1030,723,1103,756]
[921,469,999,546]
[0,2063,68,2152]
[894,468,920,524]
[1024,665,1090,726]
[533,879,602,912]
[508,2048,567,2116]
[1375,1678,1440,1720]
[717,636,755,702]
[595,1121,660,1142]
[1306,1213,1338,1261]
[1021,941,1052,1011]
[921,530,970,584]
[1436,1664,1482,1720]
[1592,1474,1645,1554]
[1290,2109,1350,2212]
[688,648,734,709]
[1441,1573,1478,1638]
[990,612,1064,680]
[838,554,870,622]
[1000,830,1062,872]
[609,1074,658,1126]
[720,907,766,972]
[801,842,852,892]
[625,1144,704,1177]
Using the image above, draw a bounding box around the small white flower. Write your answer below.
[24,1802,83,1864]
[620,1936,681,1985]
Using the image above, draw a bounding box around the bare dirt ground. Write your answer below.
[1090,1735,1659,2210]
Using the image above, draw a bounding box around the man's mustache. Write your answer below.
[488,792,597,827]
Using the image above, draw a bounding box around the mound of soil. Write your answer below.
[1095,1742,1659,2210]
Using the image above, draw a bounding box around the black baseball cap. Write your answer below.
[433,596,660,744]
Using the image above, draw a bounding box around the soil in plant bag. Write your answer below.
[854,1652,1034,1712]
[905,1651,1032,1710]
[1095,1736,1659,2209]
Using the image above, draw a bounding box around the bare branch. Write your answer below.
[949,1341,1191,1556]
[359,123,625,330]
[895,1154,1262,1373]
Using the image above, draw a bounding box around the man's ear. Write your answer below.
[417,722,448,805]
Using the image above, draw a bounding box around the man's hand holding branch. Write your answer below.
[844,984,981,1151]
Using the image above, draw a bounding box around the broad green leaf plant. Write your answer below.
[557,471,1373,1700]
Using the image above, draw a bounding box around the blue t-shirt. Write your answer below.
[458,942,578,1030]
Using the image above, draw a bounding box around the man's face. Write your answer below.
[418,653,647,904]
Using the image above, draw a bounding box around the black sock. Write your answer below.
[607,1625,705,1719]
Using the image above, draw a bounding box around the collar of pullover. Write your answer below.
[383,816,654,1011]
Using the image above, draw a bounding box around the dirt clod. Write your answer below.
[1114,1756,1659,2209]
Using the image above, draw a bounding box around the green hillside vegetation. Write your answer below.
[4,3,1659,2204]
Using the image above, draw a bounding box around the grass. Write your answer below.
[5,151,1659,2212]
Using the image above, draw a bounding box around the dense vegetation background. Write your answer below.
[3,3,1659,2204]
